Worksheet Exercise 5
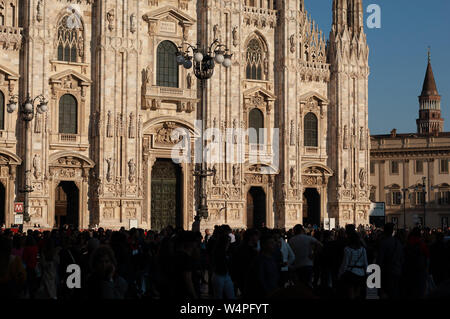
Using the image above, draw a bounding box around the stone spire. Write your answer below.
[332,0,348,33]
[417,48,443,135]
[332,0,364,35]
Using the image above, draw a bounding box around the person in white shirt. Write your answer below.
[274,230,295,287]
[338,231,368,300]
[288,225,322,287]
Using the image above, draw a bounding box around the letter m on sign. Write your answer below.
[14,202,24,213]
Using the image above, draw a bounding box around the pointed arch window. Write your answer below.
[0,90,4,130]
[57,15,84,63]
[156,40,179,88]
[249,108,264,144]
[304,112,318,147]
[246,38,264,80]
[59,94,78,134]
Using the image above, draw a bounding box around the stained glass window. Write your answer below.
[59,94,77,134]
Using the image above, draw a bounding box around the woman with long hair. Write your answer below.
[338,231,368,300]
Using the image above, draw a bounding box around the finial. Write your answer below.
[427,46,431,63]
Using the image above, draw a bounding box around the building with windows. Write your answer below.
[370,54,450,229]
[0,0,371,230]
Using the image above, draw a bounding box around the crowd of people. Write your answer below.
[0,222,449,299]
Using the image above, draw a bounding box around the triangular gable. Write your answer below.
[0,65,19,80]
[49,69,92,86]
[243,86,276,101]
[298,92,328,104]
[143,5,196,26]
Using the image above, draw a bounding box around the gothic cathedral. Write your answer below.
[0,0,370,230]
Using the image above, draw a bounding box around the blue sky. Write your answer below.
[305,0,450,134]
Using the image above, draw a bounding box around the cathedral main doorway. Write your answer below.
[303,188,321,227]
[151,159,182,231]
[246,187,266,229]
[55,181,79,229]
[0,183,5,226]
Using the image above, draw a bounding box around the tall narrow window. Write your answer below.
[246,39,264,80]
[59,94,77,134]
[304,112,318,147]
[440,159,449,174]
[57,15,84,63]
[391,161,399,174]
[249,108,264,144]
[370,161,375,175]
[415,160,423,174]
[156,40,179,88]
[0,91,4,130]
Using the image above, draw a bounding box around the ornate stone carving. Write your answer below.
[155,122,183,145]
[186,72,192,89]
[130,14,137,34]
[212,164,219,186]
[343,125,349,149]
[106,111,113,137]
[232,26,238,47]
[290,34,296,53]
[128,159,136,183]
[34,112,42,133]
[103,207,114,219]
[33,154,41,179]
[36,0,43,22]
[106,158,114,182]
[144,65,152,85]
[359,168,366,189]
[290,120,295,145]
[343,168,349,189]
[107,9,115,32]
[232,164,240,186]
[290,166,296,188]
[128,112,135,139]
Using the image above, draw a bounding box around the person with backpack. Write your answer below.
[338,231,368,300]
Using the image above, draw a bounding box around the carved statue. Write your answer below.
[36,0,43,22]
[213,24,219,40]
[212,164,219,186]
[107,9,115,32]
[290,166,296,188]
[232,164,240,186]
[186,72,192,89]
[33,154,41,179]
[129,112,135,139]
[128,159,136,183]
[359,168,366,189]
[233,119,238,144]
[290,34,296,53]
[106,158,114,182]
[106,111,113,137]
[130,13,137,34]
[34,112,42,133]
[144,65,152,85]
[290,120,295,145]
[343,168,349,189]
[232,26,238,47]
[343,125,349,149]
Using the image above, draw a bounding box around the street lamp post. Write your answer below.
[401,187,408,230]
[414,176,427,228]
[7,93,48,225]
[176,39,232,228]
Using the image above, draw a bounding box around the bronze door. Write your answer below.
[151,160,181,231]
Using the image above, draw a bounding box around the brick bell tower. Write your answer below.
[417,49,444,135]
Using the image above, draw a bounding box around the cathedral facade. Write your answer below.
[0,0,370,230]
